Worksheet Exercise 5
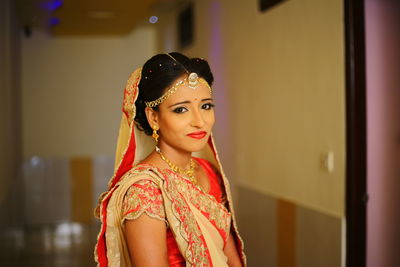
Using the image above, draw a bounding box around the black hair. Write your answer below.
[134,52,214,135]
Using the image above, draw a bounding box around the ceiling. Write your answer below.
[16,0,176,36]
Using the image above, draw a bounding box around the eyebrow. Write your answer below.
[168,98,214,108]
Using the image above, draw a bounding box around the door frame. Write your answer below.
[344,0,367,266]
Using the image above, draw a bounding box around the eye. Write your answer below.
[202,103,215,110]
[173,106,188,114]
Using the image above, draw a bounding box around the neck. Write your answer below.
[157,142,192,169]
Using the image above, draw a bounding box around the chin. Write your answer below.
[186,141,208,153]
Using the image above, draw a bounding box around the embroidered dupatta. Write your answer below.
[94,68,246,266]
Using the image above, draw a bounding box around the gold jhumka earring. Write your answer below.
[152,125,159,144]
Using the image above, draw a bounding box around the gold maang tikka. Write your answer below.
[144,53,212,107]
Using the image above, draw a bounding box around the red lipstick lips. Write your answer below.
[187,131,207,139]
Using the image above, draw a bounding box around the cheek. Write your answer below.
[161,117,186,136]
[206,111,215,128]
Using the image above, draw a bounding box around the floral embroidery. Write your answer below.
[119,165,232,266]
[163,174,211,266]
[167,171,231,245]
[122,180,167,224]
[160,170,231,266]
[122,69,141,125]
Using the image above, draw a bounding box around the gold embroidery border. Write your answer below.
[119,166,232,266]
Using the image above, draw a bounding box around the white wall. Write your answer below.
[22,27,156,158]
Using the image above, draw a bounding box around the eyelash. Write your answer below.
[202,103,215,110]
[173,107,188,113]
[172,103,215,114]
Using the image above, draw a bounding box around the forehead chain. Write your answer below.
[143,54,211,108]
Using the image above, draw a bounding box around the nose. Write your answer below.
[191,108,205,128]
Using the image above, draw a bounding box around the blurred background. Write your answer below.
[1,0,399,266]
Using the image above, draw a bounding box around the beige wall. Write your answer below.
[18,26,156,226]
[22,26,156,158]
[155,0,345,217]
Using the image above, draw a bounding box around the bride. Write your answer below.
[95,52,246,267]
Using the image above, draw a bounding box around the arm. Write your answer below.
[122,180,169,267]
[125,215,169,267]
[224,232,243,267]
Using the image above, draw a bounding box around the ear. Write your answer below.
[145,107,159,129]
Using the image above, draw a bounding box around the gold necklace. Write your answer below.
[156,147,196,183]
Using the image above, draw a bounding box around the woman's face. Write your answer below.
[152,77,215,153]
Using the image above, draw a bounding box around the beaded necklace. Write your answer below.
[156,147,196,184]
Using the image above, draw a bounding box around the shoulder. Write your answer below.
[122,179,166,224]
[120,164,166,185]
[122,165,165,200]
[124,179,164,211]
[126,179,161,194]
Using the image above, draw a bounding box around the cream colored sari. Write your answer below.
[94,68,246,267]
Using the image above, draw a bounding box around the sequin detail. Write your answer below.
[119,165,232,266]
[122,180,167,224]
[122,68,141,125]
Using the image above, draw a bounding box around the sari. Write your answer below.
[94,68,246,266]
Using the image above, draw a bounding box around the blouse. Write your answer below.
[122,158,226,266]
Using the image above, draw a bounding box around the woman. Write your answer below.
[95,53,246,266]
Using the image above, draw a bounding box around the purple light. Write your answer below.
[49,17,60,26]
[208,1,233,161]
[39,0,63,11]
[149,16,158,24]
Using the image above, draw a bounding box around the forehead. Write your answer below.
[162,81,212,105]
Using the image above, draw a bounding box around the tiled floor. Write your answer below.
[0,222,100,267]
